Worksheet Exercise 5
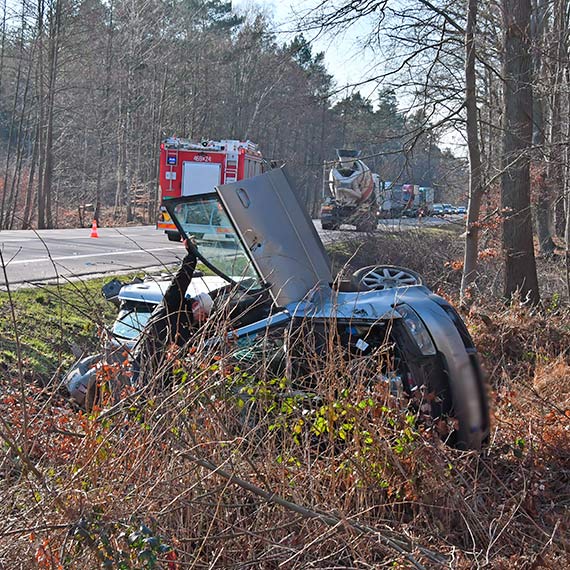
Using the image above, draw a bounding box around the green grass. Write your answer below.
[0,277,126,381]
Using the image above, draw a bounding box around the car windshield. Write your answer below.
[166,195,262,288]
[113,306,154,340]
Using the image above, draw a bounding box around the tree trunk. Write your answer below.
[0,0,9,228]
[41,0,62,229]
[0,0,6,91]
[501,0,540,305]
[22,126,39,229]
[94,0,114,227]
[460,0,484,305]
[550,0,567,238]
[114,112,125,217]
[148,65,167,223]
[564,58,570,295]
[0,93,16,229]
[532,0,555,255]
[36,0,46,229]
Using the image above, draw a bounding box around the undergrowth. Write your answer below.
[0,276,141,382]
[0,230,569,568]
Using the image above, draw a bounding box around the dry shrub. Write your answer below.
[1,301,570,569]
[328,226,505,300]
[1,230,569,568]
[469,304,570,388]
[533,357,570,409]
[330,226,568,309]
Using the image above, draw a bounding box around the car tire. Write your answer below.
[166,230,181,242]
[356,215,377,232]
[352,265,423,291]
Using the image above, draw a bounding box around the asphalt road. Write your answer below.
[0,226,187,289]
[0,216,463,289]
[315,215,461,238]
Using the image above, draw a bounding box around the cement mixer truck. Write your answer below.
[320,150,380,232]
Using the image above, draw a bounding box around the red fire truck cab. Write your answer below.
[158,138,265,241]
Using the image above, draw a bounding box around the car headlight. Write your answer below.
[394,303,437,355]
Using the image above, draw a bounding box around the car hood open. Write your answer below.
[217,168,333,306]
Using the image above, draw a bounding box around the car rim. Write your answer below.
[361,267,421,289]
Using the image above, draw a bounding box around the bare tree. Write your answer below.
[501,0,540,304]
[34,0,64,229]
[549,0,568,238]
[531,0,555,256]
[1,0,518,238]
[460,0,484,304]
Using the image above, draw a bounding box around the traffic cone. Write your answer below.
[90,219,99,238]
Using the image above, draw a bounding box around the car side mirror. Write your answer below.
[102,278,124,306]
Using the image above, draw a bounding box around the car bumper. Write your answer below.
[397,289,489,449]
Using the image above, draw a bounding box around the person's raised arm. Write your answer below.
[162,239,197,311]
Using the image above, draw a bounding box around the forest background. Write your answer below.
[0,0,568,303]
[0,0,471,231]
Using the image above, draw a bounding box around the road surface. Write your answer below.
[315,215,462,236]
[0,216,463,289]
[0,226,186,289]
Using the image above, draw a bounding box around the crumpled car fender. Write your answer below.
[65,353,102,406]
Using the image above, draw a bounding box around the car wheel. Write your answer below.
[166,230,181,242]
[352,265,423,291]
[356,215,377,232]
[391,327,457,445]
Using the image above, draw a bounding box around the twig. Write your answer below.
[0,523,71,538]
[179,451,450,569]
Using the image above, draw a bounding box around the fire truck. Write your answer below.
[158,137,265,241]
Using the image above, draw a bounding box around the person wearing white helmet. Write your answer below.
[132,239,213,384]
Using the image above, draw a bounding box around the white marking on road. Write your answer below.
[0,234,148,242]
[7,246,183,265]
[0,239,38,243]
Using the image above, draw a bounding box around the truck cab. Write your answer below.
[158,138,264,241]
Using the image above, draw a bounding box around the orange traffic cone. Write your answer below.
[90,219,99,238]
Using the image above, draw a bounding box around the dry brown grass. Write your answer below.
[1,228,569,569]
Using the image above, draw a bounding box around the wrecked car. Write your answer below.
[163,167,489,450]
[66,167,489,450]
[65,272,228,408]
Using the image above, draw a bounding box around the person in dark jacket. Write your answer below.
[132,239,213,385]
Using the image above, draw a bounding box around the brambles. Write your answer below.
[0,234,569,567]
[2,306,568,567]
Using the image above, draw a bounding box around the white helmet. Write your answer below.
[192,292,214,316]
